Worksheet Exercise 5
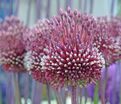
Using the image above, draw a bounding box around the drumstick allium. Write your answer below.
[24,8,105,88]
[0,16,28,72]
[44,8,105,88]
[94,17,121,65]
[23,20,49,83]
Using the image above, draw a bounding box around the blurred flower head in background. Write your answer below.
[0,16,28,72]
[93,16,121,65]
[23,20,50,83]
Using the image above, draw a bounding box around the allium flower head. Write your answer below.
[94,17,121,65]
[26,8,104,88]
[23,20,49,83]
[24,8,105,88]
[107,16,121,37]
[0,16,28,72]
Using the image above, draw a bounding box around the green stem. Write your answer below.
[94,82,99,104]
[79,88,82,104]
[13,73,21,104]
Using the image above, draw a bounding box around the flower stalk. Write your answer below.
[46,83,51,104]
[55,89,63,104]
[13,73,21,104]
[71,86,77,104]
[6,73,15,104]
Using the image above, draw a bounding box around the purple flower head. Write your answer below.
[94,17,121,65]
[23,20,49,83]
[24,8,105,89]
[0,16,28,72]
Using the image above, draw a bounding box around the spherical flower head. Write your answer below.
[0,16,28,72]
[44,9,104,88]
[34,8,104,89]
[24,8,105,88]
[23,20,49,83]
[94,17,121,65]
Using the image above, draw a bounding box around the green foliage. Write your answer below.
[94,83,99,104]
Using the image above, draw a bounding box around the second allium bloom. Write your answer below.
[25,8,105,89]
[0,16,27,72]
[94,17,121,65]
